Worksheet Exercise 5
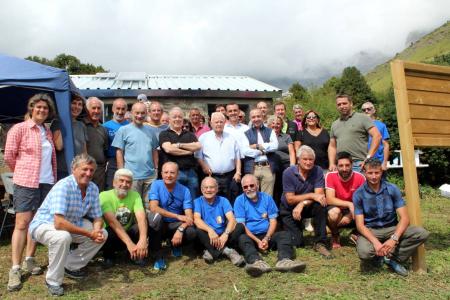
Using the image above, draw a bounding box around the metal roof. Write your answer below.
[70,72,282,99]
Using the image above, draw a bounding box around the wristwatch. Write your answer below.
[302,200,308,206]
[177,226,185,233]
[390,233,399,243]
[224,229,231,235]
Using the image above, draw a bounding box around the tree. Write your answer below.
[289,82,310,102]
[334,66,376,108]
[26,53,107,74]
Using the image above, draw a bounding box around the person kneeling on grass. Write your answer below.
[194,177,244,266]
[28,154,107,296]
[325,151,365,249]
[147,162,197,270]
[352,158,429,276]
[234,174,306,277]
[99,168,148,267]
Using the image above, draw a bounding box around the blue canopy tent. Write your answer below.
[0,53,81,171]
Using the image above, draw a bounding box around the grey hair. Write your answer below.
[169,106,184,117]
[211,112,225,121]
[201,176,218,188]
[293,104,303,110]
[267,115,284,127]
[86,97,103,110]
[71,153,97,170]
[114,168,134,181]
[241,174,258,187]
[296,145,316,159]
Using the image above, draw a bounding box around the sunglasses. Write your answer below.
[242,183,256,190]
[306,115,317,120]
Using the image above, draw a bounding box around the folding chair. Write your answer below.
[0,172,15,239]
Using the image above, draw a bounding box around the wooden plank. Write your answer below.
[406,71,450,81]
[406,75,450,93]
[408,90,450,107]
[391,60,426,272]
[409,104,450,121]
[413,134,450,147]
[404,60,450,75]
[411,119,450,134]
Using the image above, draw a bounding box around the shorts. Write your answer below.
[327,205,350,215]
[13,184,53,213]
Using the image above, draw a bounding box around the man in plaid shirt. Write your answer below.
[29,154,107,296]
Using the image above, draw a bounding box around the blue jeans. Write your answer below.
[177,169,198,200]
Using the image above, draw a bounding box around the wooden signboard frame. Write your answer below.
[391,60,450,272]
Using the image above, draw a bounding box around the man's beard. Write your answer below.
[115,188,128,198]
[339,170,352,180]
[245,191,257,199]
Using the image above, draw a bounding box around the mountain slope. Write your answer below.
[366,21,450,93]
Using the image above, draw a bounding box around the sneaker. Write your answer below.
[222,247,245,267]
[314,243,334,259]
[384,257,408,276]
[303,218,314,232]
[172,247,182,257]
[153,258,167,271]
[7,268,22,292]
[275,259,306,273]
[46,281,64,296]
[64,268,87,279]
[22,257,43,275]
[202,250,214,264]
[244,260,271,277]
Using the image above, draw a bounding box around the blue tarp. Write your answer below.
[0,53,81,171]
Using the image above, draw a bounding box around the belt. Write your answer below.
[254,161,270,167]
[212,170,235,177]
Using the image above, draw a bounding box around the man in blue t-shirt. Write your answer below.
[147,162,196,270]
[234,174,306,277]
[112,102,158,204]
[103,98,129,189]
[280,145,332,258]
[194,177,244,266]
[353,158,429,276]
[361,102,390,171]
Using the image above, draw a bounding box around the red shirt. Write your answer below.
[4,119,57,188]
[193,124,210,138]
[325,171,365,202]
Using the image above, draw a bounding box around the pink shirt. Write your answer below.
[325,171,365,202]
[4,119,57,188]
[193,124,210,138]
[293,119,303,131]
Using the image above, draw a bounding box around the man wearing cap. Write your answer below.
[112,102,159,204]
[103,98,129,189]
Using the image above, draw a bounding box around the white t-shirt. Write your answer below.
[39,125,54,184]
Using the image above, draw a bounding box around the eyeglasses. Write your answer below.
[362,107,373,112]
[242,183,256,190]
[306,115,317,120]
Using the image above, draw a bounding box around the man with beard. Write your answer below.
[325,151,365,249]
[103,98,129,189]
[113,102,159,204]
[234,174,306,277]
[99,169,148,267]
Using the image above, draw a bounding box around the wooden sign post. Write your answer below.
[391,60,450,272]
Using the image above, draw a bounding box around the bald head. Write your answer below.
[131,102,147,126]
[201,176,218,201]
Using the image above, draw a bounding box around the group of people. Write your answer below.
[3,92,429,296]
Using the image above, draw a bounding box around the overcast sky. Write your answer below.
[1,0,449,88]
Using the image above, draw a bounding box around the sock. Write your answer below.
[12,265,20,271]
[222,247,232,256]
[25,256,33,261]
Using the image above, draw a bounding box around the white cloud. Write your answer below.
[0,0,448,87]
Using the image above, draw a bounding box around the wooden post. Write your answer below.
[391,60,427,272]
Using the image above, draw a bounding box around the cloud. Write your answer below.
[0,0,448,88]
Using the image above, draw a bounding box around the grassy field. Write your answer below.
[0,190,449,300]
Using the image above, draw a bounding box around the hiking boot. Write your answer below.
[153,258,167,271]
[172,247,182,257]
[384,257,408,276]
[22,257,43,275]
[314,243,334,259]
[275,259,306,273]
[7,268,22,292]
[222,247,245,267]
[64,268,87,279]
[202,250,214,264]
[245,260,271,277]
[46,281,64,296]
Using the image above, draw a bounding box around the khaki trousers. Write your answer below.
[32,219,107,286]
[254,165,275,197]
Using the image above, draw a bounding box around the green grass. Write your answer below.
[366,21,450,93]
[0,192,449,299]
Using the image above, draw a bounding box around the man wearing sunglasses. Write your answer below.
[361,102,390,171]
[147,162,196,270]
[234,174,306,277]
